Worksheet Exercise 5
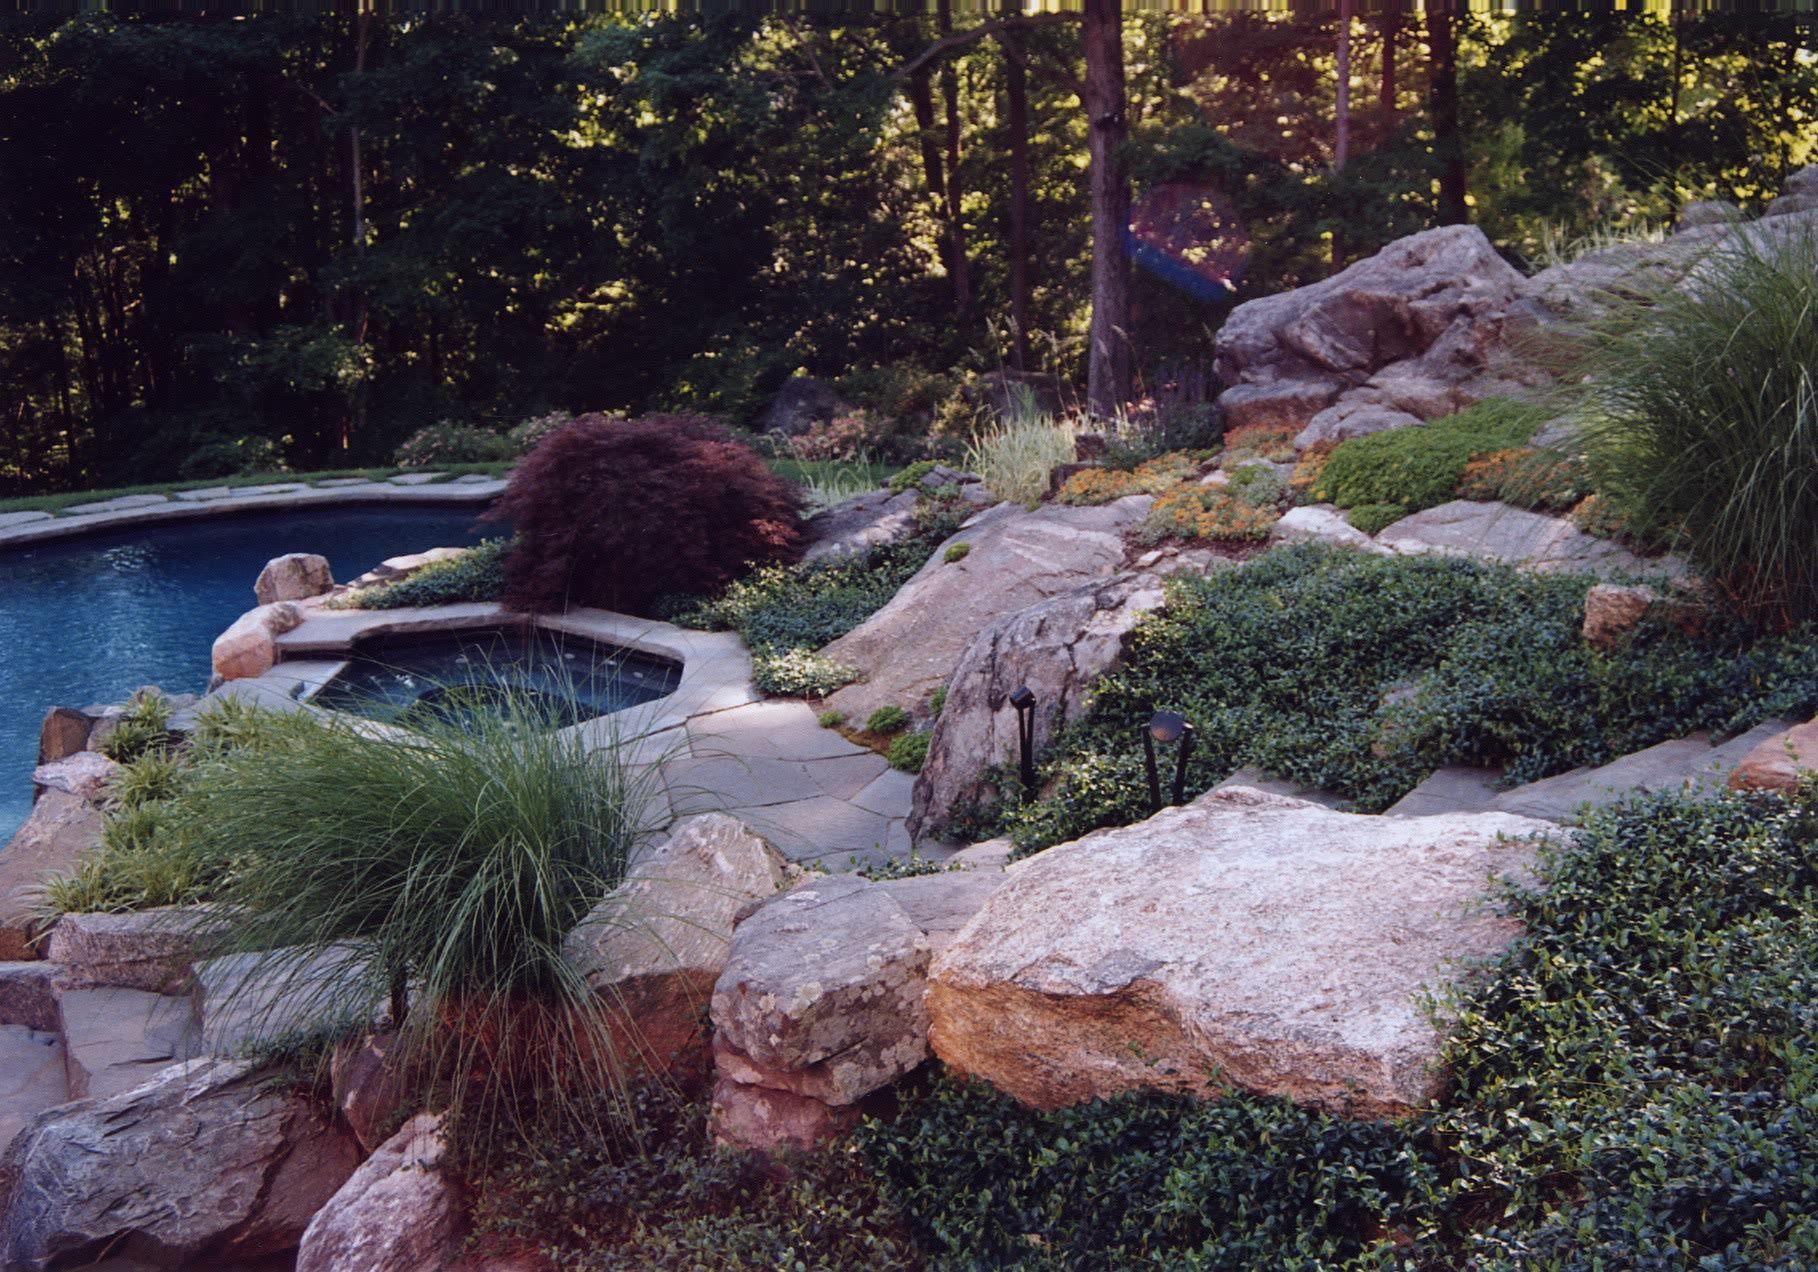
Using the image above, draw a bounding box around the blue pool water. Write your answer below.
[0,504,494,842]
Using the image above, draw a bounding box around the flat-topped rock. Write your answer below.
[193,943,376,1053]
[928,786,1555,1118]
[1488,720,1793,821]
[58,985,200,1101]
[821,498,1152,725]
[1376,500,1670,575]
[1385,765,1504,817]
[0,791,104,961]
[0,962,59,1031]
[47,905,227,993]
[61,493,171,515]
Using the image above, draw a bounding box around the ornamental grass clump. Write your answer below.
[491,413,804,616]
[963,412,1076,506]
[1570,229,1818,624]
[167,681,671,1148]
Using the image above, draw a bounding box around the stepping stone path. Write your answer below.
[672,700,915,868]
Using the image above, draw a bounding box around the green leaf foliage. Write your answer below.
[887,731,930,774]
[1315,399,1549,513]
[974,546,1818,851]
[346,538,512,609]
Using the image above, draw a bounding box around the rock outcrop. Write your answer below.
[254,552,334,605]
[910,572,1167,836]
[296,1113,463,1272]
[801,467,989,563]
[821,498,1151,725]
[1214,226,1543,448]
[759,377,851,437]
[30,752,119,805]
[1,1057,360,1270]
[564,814,790,1072]
[1375,500,1669,575]
[927,787,1555,1119]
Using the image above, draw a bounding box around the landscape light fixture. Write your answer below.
[1142,710,1195,813]
[1009,685,1038,801]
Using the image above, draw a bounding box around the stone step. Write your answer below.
[194,942,376,1052]
[58,985,202,1101]
[1385,765,1505,818]
[0,1024,69,1154]
[1487,720,1794,823]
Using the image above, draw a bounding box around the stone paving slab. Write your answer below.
[850,769,917,817]
[388,473,446,485]
[62,493,171,515]
[686,701,872,762]
[1385,765,1505,817]
[58,986,200,1101]
[0,510,52,528]
[1487,720,1793,822]
[0,1025,67,1153]
[735,795,908,868]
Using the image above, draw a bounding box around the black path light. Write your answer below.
[1009,685,1038,801]
[1142,710,1196,814]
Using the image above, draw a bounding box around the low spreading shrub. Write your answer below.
[1220,422,1298,464]
[679,510,960,699]
[1225,461,1285,508]
[866,705,910,735]
[1312,399,1549,512]
[507,410,576,455]
[971,546,1818,851]
[492,414,804,616]
[859,1075,1434,1270]
[178,434,288,481]
[1056,453,1196,506]
[470,1087,918,1271]
[1570,229,1818,623]
[887,731,930,774]
[1455,446,1591,512]
[1346,502,1405,536]
[1137,486,1279,544]
[887,460,939,495]
[394,422,513,468]
[1432,786,1818,1266]
[345,538,511,609]
[816,709,845,729]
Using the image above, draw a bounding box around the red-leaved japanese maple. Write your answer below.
[487,414,803,615]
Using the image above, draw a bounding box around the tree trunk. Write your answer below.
[1333,0,1353,270]
[908,68,955,285]
[937,0,971,317]
[1380,1,1399,123]
[1429,0,1467,225]
[1082,0,1131,418]
[999,13,1032,371]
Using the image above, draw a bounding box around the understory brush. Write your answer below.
[967,545,1818,852]
[342,537,512,609]
[678,494,968,697]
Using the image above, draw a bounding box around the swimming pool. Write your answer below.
[0,504,494,842]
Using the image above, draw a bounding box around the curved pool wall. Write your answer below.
[0,503,495,842]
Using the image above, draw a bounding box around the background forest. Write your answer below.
[1,6,1813,495]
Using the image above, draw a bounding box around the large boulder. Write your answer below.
[1214,226,1542,446]
[0,1057,360,1270]
[927,787,1556,1119]
[709,868,1003,1150]
[0,791,104,961]
[254,552,334,605]
[801,487,922,563]
[564,814,790,1072]
[910,572,1167,837]
[210,601,305,683]
[820,498,1151,725]
[1376,500,1673,576]
[35,707,97,766]
[296,1113,462,1272]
